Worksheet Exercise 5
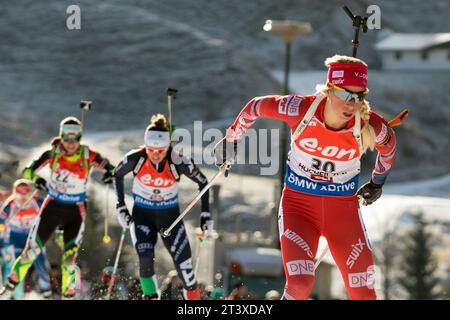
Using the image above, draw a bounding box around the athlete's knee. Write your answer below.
[136,240,155,277]
[283,277,315,300]
[135,240,155,256]
[138,254,155,277]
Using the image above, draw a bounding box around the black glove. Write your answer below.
[35,178,47,191]
[102,171,113,184]
[357,180,382,206]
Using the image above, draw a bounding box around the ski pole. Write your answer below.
[161,162,231,238]
[166,88,178,135]
[79,100,92,129]
[21,216,40,257]
[106,227,127,300]
[103,186,111,245]
[193,228,207,278]
[314,244,329,271]
[213,137,237,178]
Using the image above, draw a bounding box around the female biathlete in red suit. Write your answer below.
[221,55,397,300]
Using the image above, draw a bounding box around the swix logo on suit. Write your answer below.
[49,160,89,204]
[346,238,366,269]
[287,115,361,196]
[133,160,179,210]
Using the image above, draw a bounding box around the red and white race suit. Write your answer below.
[227,94,397,300]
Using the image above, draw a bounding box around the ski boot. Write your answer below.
[41,289,53,299]
[0,276,18,299]
[142,293,159,300]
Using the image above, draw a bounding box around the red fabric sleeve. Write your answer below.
[87,148,109,172]
[368,111,397,185]
[226,95,311,141]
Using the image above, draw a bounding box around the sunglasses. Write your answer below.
[61,134,82,143]
[146,147,168,155]
[329,83,368,103]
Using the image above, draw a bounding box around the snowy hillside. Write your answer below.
[1,0,449,146]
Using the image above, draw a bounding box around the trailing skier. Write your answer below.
[1,116,114,298]
[0,179,51,299]
[113,114,213,300]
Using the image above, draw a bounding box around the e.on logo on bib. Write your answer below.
[298,138,358,161]
[140,174,153,185]
[139,174,174,188]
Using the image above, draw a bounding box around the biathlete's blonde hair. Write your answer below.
[315,54,376,153]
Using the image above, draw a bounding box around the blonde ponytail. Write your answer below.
[359,100,376,153]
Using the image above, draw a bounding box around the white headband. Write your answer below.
[144,130,170,148]
[60,124,82,137]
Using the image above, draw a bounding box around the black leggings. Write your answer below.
[131,205,196,290]
[32,197,85,250]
